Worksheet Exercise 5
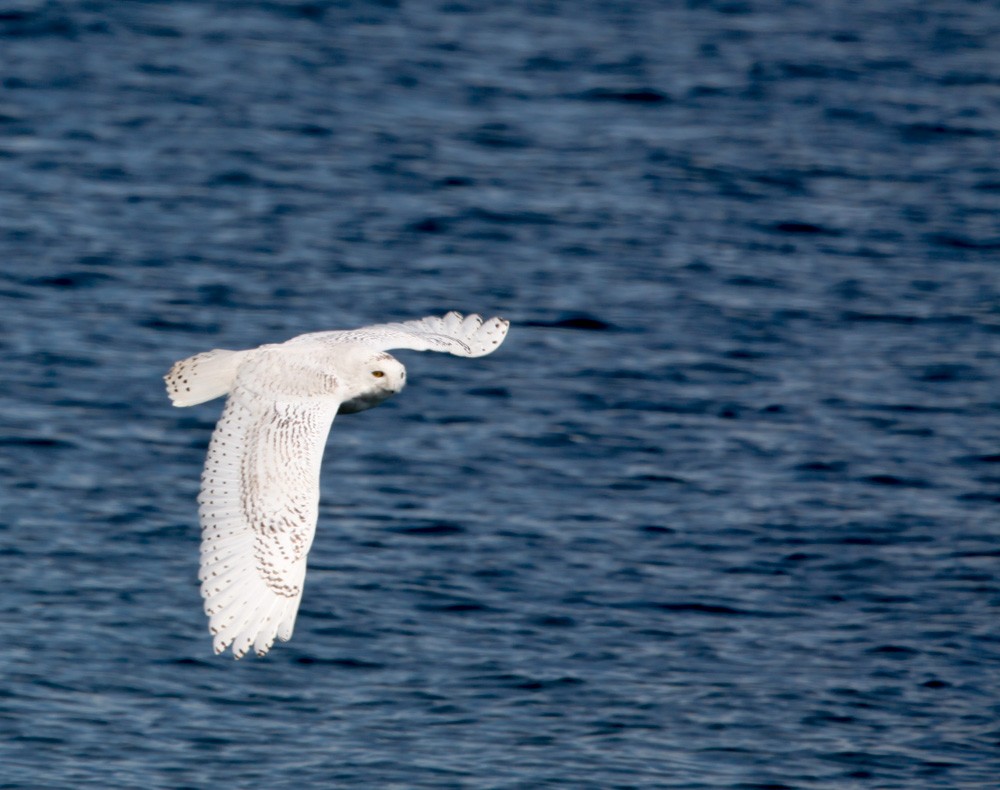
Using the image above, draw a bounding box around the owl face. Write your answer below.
[338,351,406,414]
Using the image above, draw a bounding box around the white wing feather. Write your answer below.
[197,362,340,658]
[295,311,510,357]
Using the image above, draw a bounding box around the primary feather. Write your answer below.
[166,312,509,658]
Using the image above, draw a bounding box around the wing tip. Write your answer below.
[204,579,303,659]
[465,313,510,357]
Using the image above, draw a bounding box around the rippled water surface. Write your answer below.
[2,1,999,787]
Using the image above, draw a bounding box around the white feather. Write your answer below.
[164,348,251,407]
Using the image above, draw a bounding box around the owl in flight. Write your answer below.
[165,312,510,658]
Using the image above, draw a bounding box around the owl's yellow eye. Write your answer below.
[372,370,385,378]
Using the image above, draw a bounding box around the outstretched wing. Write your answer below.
[197,364,340,659]
[296,311,510,358]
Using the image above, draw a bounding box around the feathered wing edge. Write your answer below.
[294,312,510,358]
[197,383,339,658]
[390,312,510,357]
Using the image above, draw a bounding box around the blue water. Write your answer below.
[2,1,999,787]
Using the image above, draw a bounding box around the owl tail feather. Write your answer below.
[165,348,250,407]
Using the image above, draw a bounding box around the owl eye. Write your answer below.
[371,370,385,378]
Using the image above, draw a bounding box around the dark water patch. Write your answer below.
[862,56,912,71]
[768,221,841,235]
[724,563,788,576]
[575,87,671,104]
[528,614,576,628]
[676,361,770,385]
[901,122,994,142]
[74,253,118,269]
[638,524,676,535]
[465,206,557,226]
[956,491,1000,504]
[524,314,614,330]
[29,272,115,289]
[413,414,481,426]
[471,567,515,580]
[748,170,809,193]
[837,400,963,415]
[45,400,131,418]
[775,61,859,81]
[0,435,75,449]
[688,83,732,98]
[135,522,190,540]
[909,278,942,292]
[172,415,218,433]
[828,536,894,551]
[644,602,756,616]
[858,474,931,488]
[824,750,919,772]
[260,2,331,21]
[726,275,783,288]
[629,473,686,484]
[914,363,983,383]
[724,348,769,360]
[166,657,216,668]
[193,283,239,307]
[522,53,573,72]
[388,522,466,536]
[621,396,732,415]
[435,175,474,188]
[950,550,1000,562]
[840,311,929,325]
[136,62,189,77]
[462,122,531,149]
[0,107,28,125]
[206,169,258,187]
[829,278,867,300]
[925,232,1000,251]
[166,283,278,309]
[415,597,492,614]
[10,734,65,746]
[794,460,848,474]
[486,674,584,692]
[0,284,38,300]
[867,644,920,658]
[466,386,510,398]
[293,656,384,669]
[139,318,221,333]
[608,476,679,491]
[26,349,101,370]
[781,552,823,564]
[507,431,578,449]
[285,123,333,137]
[0,6,76,38]
[408,216,449,234]
[587,716,662,735]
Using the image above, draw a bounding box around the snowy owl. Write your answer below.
[165,312,510,659]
